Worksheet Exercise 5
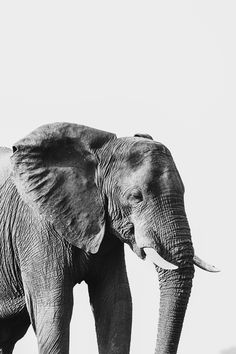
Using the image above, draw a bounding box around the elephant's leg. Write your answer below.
[22,281,73,354]
[88,244,132,354]
[0,307,30,354]
[18,225,75,354]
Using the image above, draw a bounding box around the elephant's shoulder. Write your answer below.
[0,147,13,186]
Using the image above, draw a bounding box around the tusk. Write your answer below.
[193,255,220,272]
[143,247,178,270]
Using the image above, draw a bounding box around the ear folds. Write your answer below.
[134,133,153,140]
[11,123,116,253]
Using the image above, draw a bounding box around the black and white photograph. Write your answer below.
[0,1,235,353]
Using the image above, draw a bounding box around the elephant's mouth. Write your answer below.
[130,243,146,259]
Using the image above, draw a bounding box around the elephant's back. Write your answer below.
[0,147,12,187]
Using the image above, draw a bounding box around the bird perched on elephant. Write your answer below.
[0,123,218,354]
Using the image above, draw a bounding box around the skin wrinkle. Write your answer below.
[97,140,142,253]
[98,145,134,243]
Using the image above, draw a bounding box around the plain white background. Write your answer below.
[0,1,235,353]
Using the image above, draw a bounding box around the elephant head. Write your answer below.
[97,132,218,353]
[11,123,218,354]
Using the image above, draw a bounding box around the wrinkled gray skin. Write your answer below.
[0,123,195,354]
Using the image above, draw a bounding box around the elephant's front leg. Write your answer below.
[88,244,132,354]
[22,274,73,354]
[19,231,74,354]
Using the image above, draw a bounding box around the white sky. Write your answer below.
[0,1,235,353]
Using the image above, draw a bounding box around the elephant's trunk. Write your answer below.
[153,195,195,354]
[156,264,194,353]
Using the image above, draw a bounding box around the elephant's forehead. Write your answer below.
[119,151,184,196]
[115,138,185,193]
[118,147,173,186]
[128,139,170,155]
[124,141,172,171]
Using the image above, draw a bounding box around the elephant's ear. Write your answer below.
[134,133,153,140]
[11,123,116,253]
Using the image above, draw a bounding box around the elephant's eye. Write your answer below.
[128,190,143,204]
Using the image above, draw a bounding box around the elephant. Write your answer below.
[0,122,218,354]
